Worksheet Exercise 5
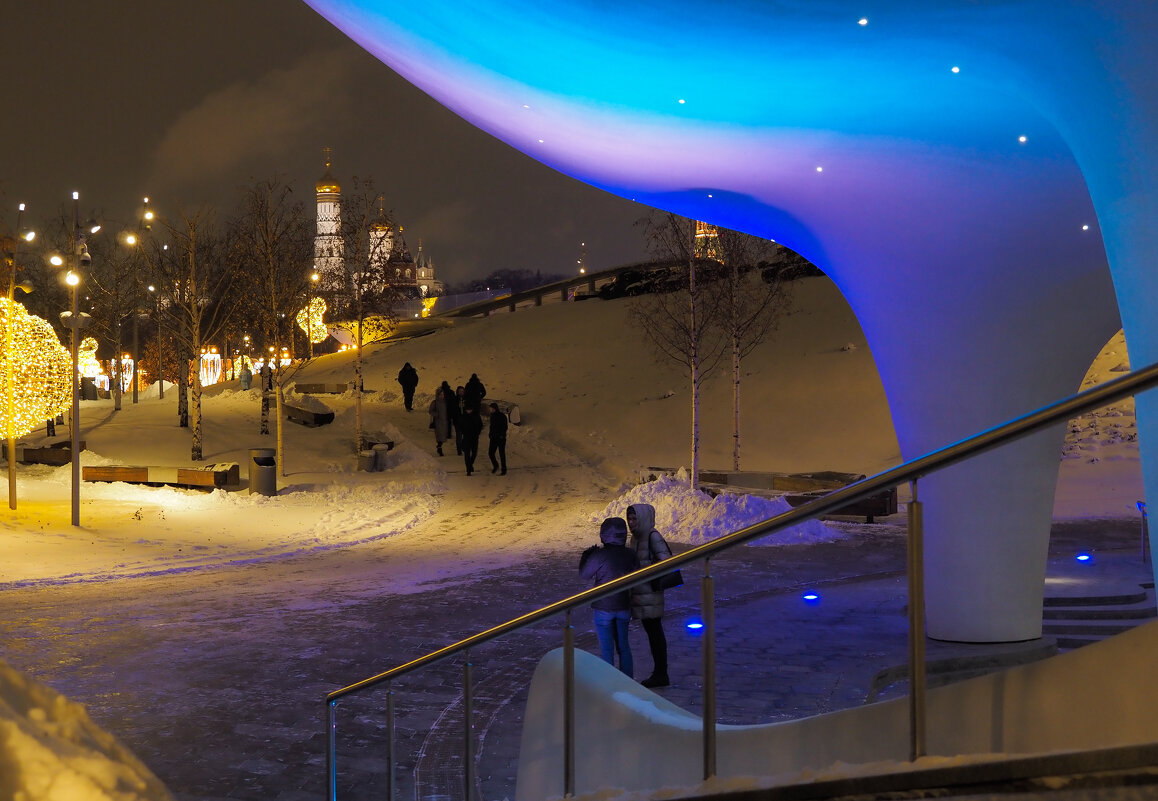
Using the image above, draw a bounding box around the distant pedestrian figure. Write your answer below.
[428,386,451,456]
[464,373,486,408]
[260,362,273,392]
[488,402,508,475]
[397,362,419,411]
[239,363,252,390]
[453,386,467,454]
[628,503,673,688]
[579,517,640,677]
[460,403,484,475]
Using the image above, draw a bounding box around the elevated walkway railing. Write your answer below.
[326,359,1158,801]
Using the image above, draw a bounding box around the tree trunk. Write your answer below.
[191,378,203,461]
[276,377,285,477]
[731,259,741,471]
[191,331,203,460]
[112,328,123,412]
[355,316,365,451]
[689,218,700,491]
[177,356,189,427]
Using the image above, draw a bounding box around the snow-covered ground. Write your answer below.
[0,277,1142,800]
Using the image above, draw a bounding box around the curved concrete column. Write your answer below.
[303,0,1151,641]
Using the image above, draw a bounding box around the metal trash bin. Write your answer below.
[372,443,391,471]
[248,447,277,496]
[357,450,375,472]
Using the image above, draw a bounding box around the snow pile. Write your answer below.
[0,661,174,801]
[599,474,840,546]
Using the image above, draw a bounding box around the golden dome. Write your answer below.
[316,148,341,194]
[316,170,341,194]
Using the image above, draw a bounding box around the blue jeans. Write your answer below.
[593,609,632,678]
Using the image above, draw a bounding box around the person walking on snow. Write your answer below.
[488,402,508,475]
[428,386,451,456]
[396,363,419,411]
[628,503,673,688]
[579,517,640,677]
[464,373,486,408]
[460,403,484,475]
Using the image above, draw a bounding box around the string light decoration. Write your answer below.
[0,298,73,438]
[199,347,222,386]
[78,337,109,392]
[120,355,134,392]
[296,297,329,344]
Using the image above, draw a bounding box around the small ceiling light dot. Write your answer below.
[707,193,713,198]
[1082,224,1090,231]
[678,98,686,104]
[1018,135,1028,143]
[522,104,530,109]
[538,139,544,143]
[951,66,961,73]
[816,166,824,172]
[858,17,868,25]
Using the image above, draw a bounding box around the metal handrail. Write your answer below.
[326,358,1158,797]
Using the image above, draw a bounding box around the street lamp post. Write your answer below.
[132,198,154,404]
[3,203,36,510]
[60,192,96,527]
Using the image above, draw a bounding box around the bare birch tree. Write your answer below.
[326,178,402,452]
[714,228,796,470]
[629,213,729,490]
[228,178,315,472]
[141,207,237,461]
[86,230,142,411]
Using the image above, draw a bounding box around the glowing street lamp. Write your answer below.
[3,203,38,510]
[59,191,96,527]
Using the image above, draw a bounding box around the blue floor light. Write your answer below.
[1076,552,1093,563]
[802,592,821,604]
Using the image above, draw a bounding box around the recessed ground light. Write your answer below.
[1018,135,1028,143]
[858,17,868,26]
[951,66,961,73]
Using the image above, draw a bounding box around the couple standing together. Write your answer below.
[578,503,673,688]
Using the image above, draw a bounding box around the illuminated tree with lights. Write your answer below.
[0,298,72,438]
[296,297,328,346]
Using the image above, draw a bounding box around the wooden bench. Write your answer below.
[285,405,335,427]
[294,382,349,394]
[82,462,240,490]
[643,467,898,523]
[490,399,522,425]
[783,487,898,523]
[18,440,86,466]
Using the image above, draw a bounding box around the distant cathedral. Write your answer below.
[314,148,443,301]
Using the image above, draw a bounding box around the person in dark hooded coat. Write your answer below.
[579,517,639,676]
[464,373,486,408]
[396,362,419,410]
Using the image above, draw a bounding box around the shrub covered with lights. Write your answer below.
[0,298,72,438]
[295,297,329,344]
[328,314,394,346]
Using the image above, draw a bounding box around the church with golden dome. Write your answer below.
[313,148,443,302]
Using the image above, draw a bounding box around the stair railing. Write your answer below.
[326,360,1158,801]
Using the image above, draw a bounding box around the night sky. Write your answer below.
[1,1,649,285]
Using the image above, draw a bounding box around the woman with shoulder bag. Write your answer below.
[627,502,673,688]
